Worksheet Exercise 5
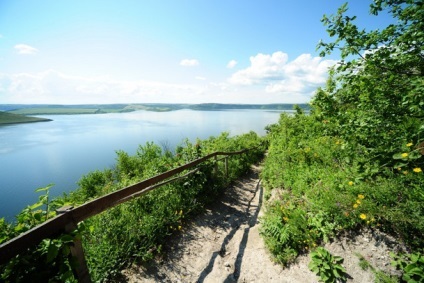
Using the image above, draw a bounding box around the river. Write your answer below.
[0,109,283,220]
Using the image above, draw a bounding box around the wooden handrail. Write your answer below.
[0,148,254,265]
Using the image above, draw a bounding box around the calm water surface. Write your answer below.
[0,109,282,220]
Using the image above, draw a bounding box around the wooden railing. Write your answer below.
[0,147,259,282]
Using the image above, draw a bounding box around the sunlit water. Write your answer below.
[0,109,284,220]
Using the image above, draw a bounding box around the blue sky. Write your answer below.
[0,1,394,104]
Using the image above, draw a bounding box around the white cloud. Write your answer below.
[180,59,199,67]
[195,76,206,80]
[229,51,336,96]
[229,52,288,85]
[226,60,237,69]
[14,44,38,55]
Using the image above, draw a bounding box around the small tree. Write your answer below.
[313,0,424,169]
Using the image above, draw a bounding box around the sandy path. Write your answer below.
[122,164,400,282]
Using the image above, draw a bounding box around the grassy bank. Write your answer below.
[0,112,52,125]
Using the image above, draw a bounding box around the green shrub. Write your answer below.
[308,247,346,283]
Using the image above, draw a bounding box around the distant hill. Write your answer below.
[0,111,52,125]
[0,103,310,115]
[187,103,309,111]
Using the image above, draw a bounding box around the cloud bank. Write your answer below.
[0,51,336,104]
[229,51,336,96]
[0,70,206,104]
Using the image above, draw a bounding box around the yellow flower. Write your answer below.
[178,225,182,230]
[413,167,422,173]
[403,171,409,175]
[283,217,289,222]
[360,214,367,220]
[401,153,409,158]
[356,199,361,204]
[353,204,359,209]
[407,142,413,147]
[358,194,365,199]
[348,181,354,186]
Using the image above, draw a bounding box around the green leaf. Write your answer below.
[393,162,408,168]
[59,234,74,243]
[323,263,331,270]
[29,201,43,210]
[33,212,42,221]
[410,253,420,262]
[334,268,342,278]
[336,265,346,273]
[38,195,48,204]
[404,266,421,274]
[334,255,343,262]
[35,183,54,193]
[321,274,330,281]
[311,266,319,273]
[46,242,59,263]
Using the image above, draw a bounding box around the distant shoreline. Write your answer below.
[1,103,310,115]
[0,103,309,125]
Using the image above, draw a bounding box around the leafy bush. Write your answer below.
[0,185,77,282]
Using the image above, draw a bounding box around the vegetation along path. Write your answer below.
[122,164,399,282]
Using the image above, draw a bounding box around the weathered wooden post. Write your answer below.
[68,230,91,283]
[58,207,92,283]
[224,156,228,177]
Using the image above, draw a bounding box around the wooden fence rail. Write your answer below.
[0,147,256,281]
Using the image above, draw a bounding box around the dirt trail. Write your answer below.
[122,164,400,282]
